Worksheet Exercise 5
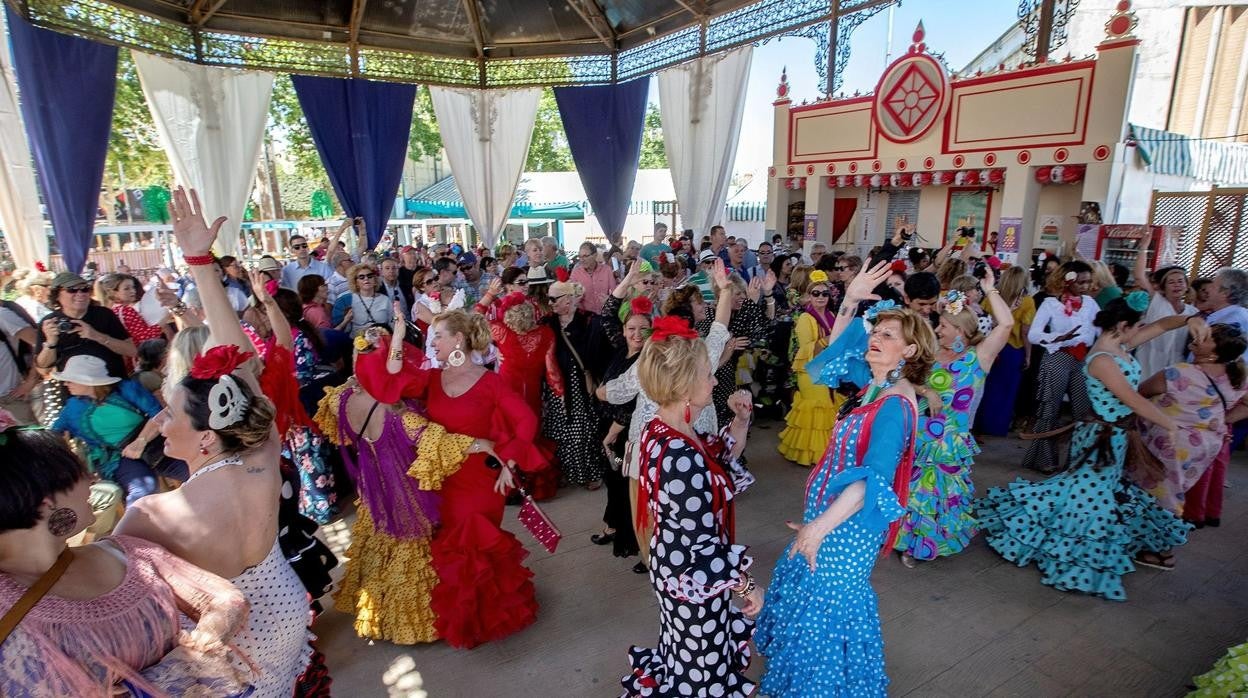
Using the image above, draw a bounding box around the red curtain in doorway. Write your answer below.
[831,199,858,242]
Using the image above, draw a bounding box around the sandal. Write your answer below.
[590,530,615,545]
[632,561,648,574]
[1134,551,1176,571]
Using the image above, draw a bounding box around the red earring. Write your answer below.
[199,446,209,455]
[683,401,692,424]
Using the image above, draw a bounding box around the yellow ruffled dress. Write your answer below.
[778,312,842,466]
[315,384,473,645]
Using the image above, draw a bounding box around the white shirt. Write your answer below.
[1028,295,1100,350]
[280,259,334,292]
[0,307,29,393]
[1136,293,1197,379]
[1207,304,1248,336]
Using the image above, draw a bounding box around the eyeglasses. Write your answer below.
[65,286,92,295]
[549,294,568,301]
[809,290,831,298]
[356,273,376,281]
[291,243,309,250]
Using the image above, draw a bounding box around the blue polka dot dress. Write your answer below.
[755,395,917,697]
[977,351,1191,601]
[622,419,754,697]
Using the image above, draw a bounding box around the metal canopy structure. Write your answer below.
[7,0,894,89]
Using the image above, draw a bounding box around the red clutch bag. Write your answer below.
[512,471,561,553]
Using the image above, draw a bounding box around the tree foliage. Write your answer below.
[409,86,442,163]
[103,52,171,192]
[524,88,574,172]
[638,102,668,170]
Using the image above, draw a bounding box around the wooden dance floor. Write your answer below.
[316,419,1248,696]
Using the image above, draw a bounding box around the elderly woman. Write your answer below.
[779,269,840,466]
[0,425,251,696]
[1133,257,1197,379]
[756,263,937,696]
[332,262,389,335]
[621,315,758,697]
[115,188,313,697]
[14,269,54,322]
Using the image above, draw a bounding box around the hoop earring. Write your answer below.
[886,358,906,385]
[47,507,78,537]
[951,335,967,354]
[683,400,692,424]
[447,343,467,367]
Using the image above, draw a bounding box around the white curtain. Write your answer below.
[429,86,540,249]
[0,11,48,268]
[133,51,273,256]
[658,46,753,237]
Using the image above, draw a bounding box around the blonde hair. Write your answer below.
[637,334,708,407]
[435,309,491,352]
[997,266,1030,307]
[872,308,938,385]
[503,302,538,334]
[790,265,815,294]
[346,263,378,294]
[1090,260,1116,292]
[936,259,967,290]
[164,325,210,402]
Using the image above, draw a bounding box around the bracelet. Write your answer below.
[170,302,187,317]
[388,349,404,361]
[987,289,1000,295]
[732,573,756,598]
[183,253,215,267]
[43,344,57,350]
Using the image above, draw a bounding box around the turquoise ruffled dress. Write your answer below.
[893,349,983,560]
[977,351,1191,601]
[755,395,917,697]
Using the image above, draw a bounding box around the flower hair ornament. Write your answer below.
[353,325,390,353]
[943,290,967,317]
[1125,290,1150,313]
[808,269,830,285]
[863,299,898,329]
[629,296,654,317]
[1064,271,1078,282]
[190,345,254,430]
[649,315,698,342]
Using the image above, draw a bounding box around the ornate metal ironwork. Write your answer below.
[1018,0,1082,60]
[200,33,351,75]
[706,0,831,52]
[486,55,614,87]
[361,49,480,86]
[27,0,195,60]
[618,25,702,82]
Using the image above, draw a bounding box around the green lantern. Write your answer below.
[311,190,334,219]
[142,185,171,224]
[244,201,258,221]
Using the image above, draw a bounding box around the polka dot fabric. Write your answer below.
[1191,641,1248,696]
[755,395,917,697]
[978,352,1191,601]
[622,419,754,698]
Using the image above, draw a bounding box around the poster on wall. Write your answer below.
[1038,214,1063,247]
[944,189,991,245]
[1075,224,1099,259]
[996,216,1021,265]
[803,214,818,241]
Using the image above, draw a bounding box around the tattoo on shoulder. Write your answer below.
[245,466,266,474]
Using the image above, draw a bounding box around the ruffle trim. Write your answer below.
[914,432,980,469]
[429,514,538,649]
[893,459,978,560]
[814,467,905,536]
[621,612,754,697]
[663,550,752,605]
[333,505,441,645]
[1191,641,1248,697]
[313,383,351,446]
[405,415,473,491]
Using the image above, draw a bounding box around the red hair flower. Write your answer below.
[497,291,530,315]
[889,260,908,274]
[190,345,255,380]
[629,296,654,317]
[34,261,46,272]
[649,315,698,342]
[555,266,570,283]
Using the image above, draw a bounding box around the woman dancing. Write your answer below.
[778,269,840,466]
[978,293,1200,598]
[621,316,758,697]
[755,264,936,697]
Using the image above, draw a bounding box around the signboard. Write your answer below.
[1075,223,1099,259]
[1038,214,1062,246]
[803,214,818,241]
[944,189,990,245]
[996,216,1021,265]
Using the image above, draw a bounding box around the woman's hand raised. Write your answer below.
[168,187,225,257]
[844,261,891,307]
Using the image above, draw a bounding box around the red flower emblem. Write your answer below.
[190,345,255,380]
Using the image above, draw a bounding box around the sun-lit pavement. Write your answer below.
[316,417,1248,697]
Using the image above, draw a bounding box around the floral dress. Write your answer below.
[1128,363,1247,515]
[893,348,984,560]
[622,419,753,697]
[977,352,1191,600]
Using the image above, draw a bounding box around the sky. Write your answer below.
[661,0,1022,178]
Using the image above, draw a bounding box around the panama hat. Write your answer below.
[52,355,119,387]
[526,266,553,285]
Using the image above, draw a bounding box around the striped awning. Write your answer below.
[1129,123,1248,185]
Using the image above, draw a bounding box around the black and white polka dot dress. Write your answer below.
[622,418,754,697]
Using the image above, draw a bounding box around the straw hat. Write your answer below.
[525,266,553,285]
[52,355,119,387]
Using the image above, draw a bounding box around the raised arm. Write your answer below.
[1129,312,1206,350]
[1134,237,1155,294]
[250,269,292,352]
[829,261,891,347]
[974,266,1015,371]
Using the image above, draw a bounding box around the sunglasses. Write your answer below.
[356,273,376,281]
[833,266,849,271]
[809,290,831,298]
[65,286,92,295]
[291,243,309,250]
[641,279,657,286]
[516,279,529,286]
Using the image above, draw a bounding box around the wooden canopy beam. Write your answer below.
[566,0,616,51]
[188,0,228,25]
[348,0,368,74]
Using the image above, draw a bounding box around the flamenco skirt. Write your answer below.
[1190,642,1248,697]
[429,454,538,649]
[977,460,1190,601]
[756,517,891,697]
[894,453,978,560]
[778,371,841,467]
[332,504,439,645]
[621,598,754,698]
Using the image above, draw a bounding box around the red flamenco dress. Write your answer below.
[405,369,549,648]
[479,292,564,500]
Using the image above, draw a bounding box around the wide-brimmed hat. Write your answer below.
[51,271,89,290]
[52,355,119,387]
[697,249,717,264]
[526,266,553,285]
[255,257,283,273]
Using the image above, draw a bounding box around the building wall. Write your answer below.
[1168,5,1248,141]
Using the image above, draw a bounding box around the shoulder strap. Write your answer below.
[0,548,73,647]
[1197,368,1230,411]
[359,399,384,438]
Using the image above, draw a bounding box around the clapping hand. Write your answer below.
[727,389,753,422]
[248,270,272,304]
[168,187,224,257]
[711,258,731,291]
[980,264,996,293]
[762,269,777,296]
[747,276,763,303]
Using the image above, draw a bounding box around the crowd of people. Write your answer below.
[0,189,1245,696]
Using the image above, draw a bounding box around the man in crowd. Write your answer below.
[727,239,758,282]
[542,237,569,272]
[809,242,828,267]
[281,232,335,291]
[640,222,670,265]
[327,254,353,303]
[1204,268,1248,338]
[397,246,422,307]
[903,271,941,327]
[378,257,409,318]
[571,242,615,314]
[456,252,483,305]
[0,303,39,424]
[709,226,731,266]
[623,240,641,267]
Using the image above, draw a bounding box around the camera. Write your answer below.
[972,261,989,279]
[56,318,75,334]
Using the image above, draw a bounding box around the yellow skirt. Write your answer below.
[778,371,842,466]
[333,503,441,645]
